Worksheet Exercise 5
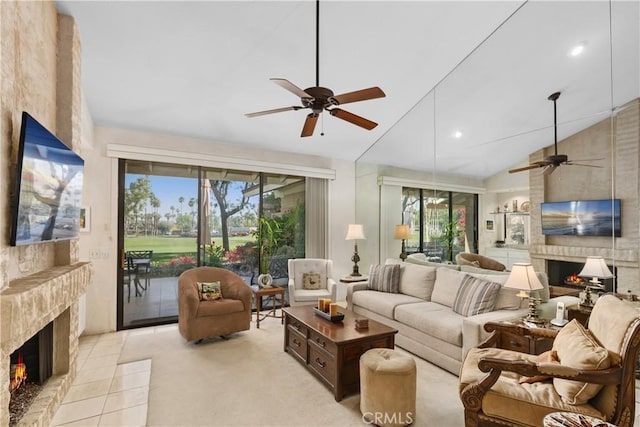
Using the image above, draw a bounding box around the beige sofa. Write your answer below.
[178,267,252,342]
[347,258,579,375]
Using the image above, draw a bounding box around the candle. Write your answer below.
[318,299,325,311]
[324,299,332,313]
[330,303,338,316]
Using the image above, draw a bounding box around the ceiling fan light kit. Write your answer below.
[245,0,385,137]
[509,91,603,175]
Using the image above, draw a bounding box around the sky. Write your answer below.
[125,174,250,218]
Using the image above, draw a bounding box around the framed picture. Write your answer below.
[79,207,90,232]
[485,219,494,231]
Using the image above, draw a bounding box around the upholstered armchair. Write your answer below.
[456,252,506,272]
[287,258,337,306]
[459,294,640,427]
[178,267,252,343]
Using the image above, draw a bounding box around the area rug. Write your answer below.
[118,318,464,426]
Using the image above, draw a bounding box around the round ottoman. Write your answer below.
[360,348,416,427]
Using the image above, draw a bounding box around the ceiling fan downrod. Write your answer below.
[316,0,320,88]
[549,91,560,157]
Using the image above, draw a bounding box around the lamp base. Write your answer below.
[523,296,544,324]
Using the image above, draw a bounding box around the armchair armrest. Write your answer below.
[178,280,200,319]
[327,278,337,302]
[478,356,622,385]
[484,321,560,340]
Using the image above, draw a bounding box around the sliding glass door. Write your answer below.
[118,160,306,329]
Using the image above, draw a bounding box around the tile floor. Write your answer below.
[50,330,150,426]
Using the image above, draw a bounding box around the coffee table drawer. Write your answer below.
[287,329,307,360]
[287,317,308,337]
[308,344,337,385]
[309,330,337,356]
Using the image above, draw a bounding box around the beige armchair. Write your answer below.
[456,252,506,272]
[178,267,252,343]
[287,258,337,306]
[459,294,640,427]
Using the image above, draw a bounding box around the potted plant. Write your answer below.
[255,216,281,287]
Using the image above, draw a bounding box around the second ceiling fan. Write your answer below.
[245,0,385,137]
[509,91,602,175]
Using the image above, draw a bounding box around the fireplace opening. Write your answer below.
[8,321,53,426]
[547,259,617,293]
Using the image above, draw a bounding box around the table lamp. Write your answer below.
[578,256,613,307]
[504,263,545,324]
[345,224,365,276]
[393,224,411,261]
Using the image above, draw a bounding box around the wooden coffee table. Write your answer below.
[283,305,397,401]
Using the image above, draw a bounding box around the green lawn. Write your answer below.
[124,235,255,253]
[125,235,256,265]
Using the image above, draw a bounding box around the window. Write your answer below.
[402,187,478,262]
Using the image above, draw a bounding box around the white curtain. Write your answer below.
[305,178,328,258]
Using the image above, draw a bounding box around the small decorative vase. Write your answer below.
[258,273,273,288]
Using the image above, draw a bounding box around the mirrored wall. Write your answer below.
[355,1,640,293]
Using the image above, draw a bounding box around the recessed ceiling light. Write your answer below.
[453,130,463,139]
[569,42,586,57]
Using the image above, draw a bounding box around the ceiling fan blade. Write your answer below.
[271,78,312,99]
[301,113,319,137]
[566,162,604,168]
[245,106,303,117]
[330,87,386,106]
[329,108,378,130]
[508,161,549,174]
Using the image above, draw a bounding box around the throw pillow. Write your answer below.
[519,350,559,384]
[367,264,400,293]
[451,275,501,317]
[197,281,222,301]
[302,272,322,290]
[552,320,610,404]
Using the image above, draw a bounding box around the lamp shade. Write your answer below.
[504,263,543,292]
[394,224,411,240]
[579,256,613,279]
[345,224,365,241]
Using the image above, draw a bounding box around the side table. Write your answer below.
[567,304,592,328]
[340,275,368,284]
[251,285,285,329]
[485,319,560,355]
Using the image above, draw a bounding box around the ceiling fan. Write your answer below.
[245,0,385,137]
[509,91,602,175]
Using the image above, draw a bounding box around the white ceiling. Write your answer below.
[55,1,639,180]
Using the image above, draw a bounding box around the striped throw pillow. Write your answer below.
[452,275,501,316]
[367,264,400,293]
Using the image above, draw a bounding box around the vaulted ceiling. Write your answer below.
[56,1,639,180]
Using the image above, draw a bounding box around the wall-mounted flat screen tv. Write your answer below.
[10,112,84,246]
[541,199,621,237]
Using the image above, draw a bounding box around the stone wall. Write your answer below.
[529,99,640,294]
[0,1,91,425]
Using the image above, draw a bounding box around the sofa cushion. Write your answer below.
[518,350,559,384]
[368,264,400,293]
[197,281,222,301]
[352,290,422,319]
[552,320,611,404]
[394,302,463,346]
[431,267,465,307]
[302,272,322,290]
[398,263,436,300]
[452,275,502,316]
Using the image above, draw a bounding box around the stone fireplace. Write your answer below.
[1,262,92,426]
[528,99,640,296]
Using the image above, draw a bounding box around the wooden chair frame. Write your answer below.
[460,313,640,427]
